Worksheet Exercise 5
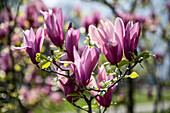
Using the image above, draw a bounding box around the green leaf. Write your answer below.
[82,90,90,95]
[135,52,154,61]
[129,72,139,79]
[91,105,98,108]
[67,92,80,97]
[41,54,48,60]
[71,97,79,102]
[110,79,114,84]
[118,59,131,69]
[84,39,90,44]
[40,61,51,69]
[55,53,63,61]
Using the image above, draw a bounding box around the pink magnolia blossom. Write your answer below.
[116,11,146,26]
[89,17,124,64]
[82,12,100,34]
[57,73,79,103]
[65,24,80,62]
[82,16,93,34]
[88,65,117,107]
[14,27,44,64]
[41,8,64,47]
[124,21,140,60]
[73,46,100,87]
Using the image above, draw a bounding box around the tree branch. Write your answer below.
[73,103,88,112]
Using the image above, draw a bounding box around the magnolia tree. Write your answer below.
[13,7,154,113]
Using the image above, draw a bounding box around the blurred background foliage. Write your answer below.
[0,0,170,113]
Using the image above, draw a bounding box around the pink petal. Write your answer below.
[89,25,104,47]
[35,27,44,53]
[115,17,125,47]
[29,28,36,47]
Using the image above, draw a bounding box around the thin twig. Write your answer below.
[116,63,122,76]
[86,88,105,92]
[108,59,143,90]
[36,64,69,77]
[103,0,118,16]
[103,107,108,113]
[73,103,88,112]
[52,59,70,76]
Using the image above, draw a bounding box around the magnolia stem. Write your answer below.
[52,59,70,76]
[108,59,143,90]
[103,107,108,113]
[36,64,68,77]
[73,103,88,112]
[116,63,122,76]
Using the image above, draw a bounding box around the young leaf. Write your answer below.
[82,90,90,95]
[129,72,139,79]
[118,59,131,69]
[135,52,155,61]
[67,92,80,97]
[71,97,79,102]
[40,61,51,69]
[91,105,98,108]
[55,53,63,61]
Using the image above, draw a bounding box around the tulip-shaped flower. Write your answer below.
[73,46,100,87]
[82,12,100,34]
[14,27,44,64]
[41,8,64,47]
[88,65,117,107]
[82,16,93,34]
[65,26,80,62]
[57,73,79,103]
[124,21,140,60]
[89,17,124,64]
[92,12,100,27]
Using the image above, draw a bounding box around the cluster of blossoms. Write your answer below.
[0,0,66,109]
[89,17,140,63]
[15,7,143,111]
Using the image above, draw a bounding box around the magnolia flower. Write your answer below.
[88,65,117,107]
[73,46,100,87]
[65,26,80,62]
[57,73,79,103]
[41,8,64,47]
[14,27,44,64]
[82,16,93,34]
[124,21,140,60]
[82,12,100,34]
[116,11,146,26]
[89,17,124,64]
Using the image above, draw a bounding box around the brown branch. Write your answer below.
[73,103,88,112]
[108,59,143,90]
